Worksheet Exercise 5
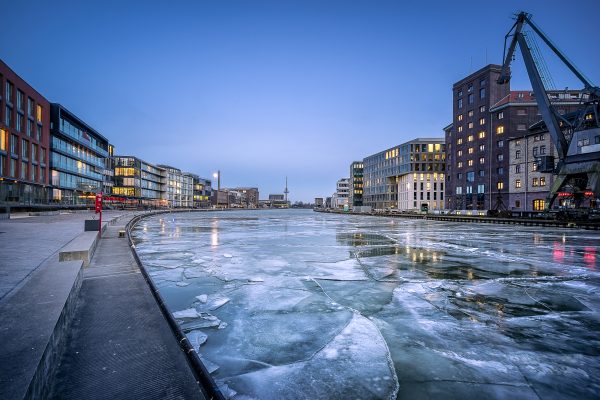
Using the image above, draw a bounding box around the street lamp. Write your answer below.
[213,170,222,208]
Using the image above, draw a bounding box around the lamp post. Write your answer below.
[213,170,221,208]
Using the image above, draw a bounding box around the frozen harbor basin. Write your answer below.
[132,210,600,400]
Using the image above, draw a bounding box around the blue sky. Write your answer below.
[2,0,599,202]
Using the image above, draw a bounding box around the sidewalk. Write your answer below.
[47,220,205,399]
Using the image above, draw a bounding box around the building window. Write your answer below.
[10,134,18,155]
[6,81,13,103]
[22,139,28,159]
[517,124,527,131]
[467,135,474,142]
[479,118,485,125]
[0,129,6,151]
[515,200,521,208]
[540,145,546,155]
[468,110,474,117]
[458,99,463,109]
[457,138,463,145]
[27,98,34,117]
[515,179,522,188]
[517,109,527,115]
[37,124,42,141]
[478,131,486,139]
[533,199,545,211]
[468,122,474,129]
[10,158,16,177]
[533,147,538,156]
[515,164,521,173]
[477,184,485,193]
[498,111,504,119]
[458,161,463,168]
[497,167,504,175]
[480,88,486,99]
[36,105,43,123]
[27,120,33,137]
[479,105,486,113]
[457,90,463,97]
[480,78,486,86]
[479,144,485,152]
[497,140,504,148]
[479,157,485,164]
[457,150,463,157]
[532,177,539,187]
[532,162,538,172]
[515,150,521,159]
[468,147,474,154]
[496,126,504,134]
[457,114,463,121]
[497,181,504,190]
[16,90,24,111]
[5,105,12,127]
[540,177,546,186]
[31,144,37,161]
[479,170,485,177]
[458,126,463,133]
[20,161,27,179]
[468,83,473,92]
[466,171,475,182]
[468,93,474,104]
[497,154,504,161]
[456,187,463,195]
[468,159,473,166]
[16,113,23,132]
[466,186,473,194]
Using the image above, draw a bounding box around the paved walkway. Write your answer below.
[0,211,124,303]
[47,218,205,400]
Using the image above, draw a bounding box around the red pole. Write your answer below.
[96,192,103,237]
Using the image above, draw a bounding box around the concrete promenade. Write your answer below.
[0,211,206,400]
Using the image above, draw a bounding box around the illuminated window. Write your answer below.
[468,122,474,129]
[458,126,463,133]
[497,181,504,190]
[532,178,539,187]
[458,161,463,168]
[457,138,463,145]
[467,159,473,166]
[533,199,545,211]
[36,105,43,123]
[468,110,474,117]
[467,135,474,142]
[478,131,485,139]
[479,105,486,112]
[540,177,546,186]
[0,129,6,152]
[457,150,463,157]
[479,118,485,125]
[497,126,504,134]
[498,112,504,119]
[532,162,538,172]
[468,147,474,154]
[457,114,463,121]
[515,179,521,188]
[479,144,485,151]
[479,157,485,164]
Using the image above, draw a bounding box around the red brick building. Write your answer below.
[0,59,51,206]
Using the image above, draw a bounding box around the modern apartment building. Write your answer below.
[0,59,50,206]
[349,161,363,207]
[50,104,110,205]
[112,155,167,207]
[363,138,445,210]
[331,178,350,209]
[190,175,212,208]
[231,187,259,207]
[445,64,584,212]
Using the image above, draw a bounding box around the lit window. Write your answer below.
[480,88,486,99]
[532,178,539,187]
[498,112,504,120]
[479,105,486,113]
[540,177,546,186]
[479,144,485,151]
[36,105,43,122]
[0,129,6,152]
[457,114,463,121]
[468,84,473,93]
[468,122,474,129]
[468,159,473,166]
[497,126,504,134]
[457,138,463,145]
[479,118,485,125]
[468,147,474,154]
[458,126,463,133]
[457,150,463,157]
[467,135,474,142]
[497,181,504,190]
[479,157,485,164]
[533,199,545,211]
[516,179,522,188]
[478,131,485,139]
[458,161,463,168]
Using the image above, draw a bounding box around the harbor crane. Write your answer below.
[498,11,600,211]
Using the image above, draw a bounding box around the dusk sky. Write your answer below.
[2,0,599,202]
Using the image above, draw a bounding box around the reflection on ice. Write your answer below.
[133,210,600,400]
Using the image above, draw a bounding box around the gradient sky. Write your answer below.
[2,0,599,202]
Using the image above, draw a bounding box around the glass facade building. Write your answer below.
[112,156,167,207]
[363,138,446,210]
[49,104,110,205]
[349,161,363,207]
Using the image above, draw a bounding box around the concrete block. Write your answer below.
[59,231,100,267]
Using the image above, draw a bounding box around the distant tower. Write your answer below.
[284,176,289,203]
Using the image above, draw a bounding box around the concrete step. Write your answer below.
[0,257,84,400]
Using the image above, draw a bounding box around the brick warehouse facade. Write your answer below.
[445,64,582,212]
[0,60,51,206]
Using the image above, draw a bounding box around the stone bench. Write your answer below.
[58,222,107,267]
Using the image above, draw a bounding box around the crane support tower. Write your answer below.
[498,11,600,210]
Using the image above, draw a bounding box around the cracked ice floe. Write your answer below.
[186,330,208,352]
[195,295,230,312]
[224,314,398,400]
[173,308,198,319]
[196,294,208,303]
[199,355,220,373]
